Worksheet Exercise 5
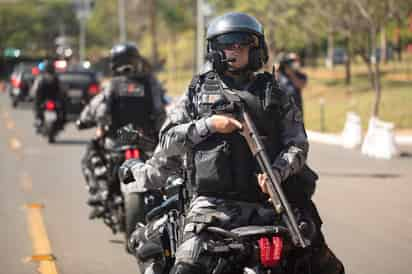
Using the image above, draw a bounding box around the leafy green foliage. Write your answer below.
[0,0,79,56]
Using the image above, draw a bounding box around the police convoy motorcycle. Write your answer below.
[31,60,66,143]
[121,71,317,274]
[83,125,160,236]
[122,10,337,273]
[76,43,167,240]
[38,99,65,143]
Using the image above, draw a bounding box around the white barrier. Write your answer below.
[361,116,399,159]
[341,112,362,149]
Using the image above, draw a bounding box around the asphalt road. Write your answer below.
[1,93,411,274]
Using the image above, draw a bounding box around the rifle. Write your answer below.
[215,80,308,248]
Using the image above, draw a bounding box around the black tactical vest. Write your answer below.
[39,74,61,100]
[110,75,154,133]
[190,72,283,202]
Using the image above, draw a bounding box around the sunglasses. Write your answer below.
[214,32,258,50]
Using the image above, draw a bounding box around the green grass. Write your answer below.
[304,62,412,133]
[157,54,412,133]
[158,70,193,97]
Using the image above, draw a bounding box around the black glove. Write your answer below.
[118,158,143,184]
[116,124,140,146]
[116,124,157,151]
[76,119,86,130]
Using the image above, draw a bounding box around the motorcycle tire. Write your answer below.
[48,133,56,143]
[124,192,145,243]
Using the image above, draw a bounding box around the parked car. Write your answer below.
[8,62,40,107]
[58,68,100,121]
[371,46,394,63]
[325,47,348,67]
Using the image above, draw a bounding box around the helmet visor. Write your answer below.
[213,32,258,50]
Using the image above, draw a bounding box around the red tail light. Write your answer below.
[11,77,21,88]
[54,60,67,71]
[32,67,40,75]
[258,236,283,268]
[88,84,99,95]
[45,100,56,110]
[125,149,140,160]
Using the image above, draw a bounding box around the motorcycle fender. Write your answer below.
[44,111,57,122]
[121,180,147,194]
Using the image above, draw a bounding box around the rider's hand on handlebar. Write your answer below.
[96,127,104,138]
[209,114,243,134]
[257,173,269,194]
[75,120,85,130]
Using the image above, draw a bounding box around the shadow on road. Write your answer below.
[53,139,89,146]
[12,101,34,110]
[400,152,412,158]
[320,172,401,179]
[109,239,125,244]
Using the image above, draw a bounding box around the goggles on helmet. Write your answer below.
[213,32,258,51]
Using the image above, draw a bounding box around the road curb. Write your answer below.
[307,130,341,146]
[307,130,412,146]
[396,135,412,145]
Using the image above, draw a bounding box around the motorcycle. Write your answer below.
[203,224,295,274]
[37,100,65,143]
[87,125,160,239]
[129,182,318,274]
[128,176,188,274]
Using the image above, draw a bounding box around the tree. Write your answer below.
[0,1,79,57]
[350,0,397,117]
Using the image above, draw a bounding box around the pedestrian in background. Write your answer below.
[277,52,307,118]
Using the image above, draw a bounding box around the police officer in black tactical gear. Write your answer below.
[32,59,66,130]
[76,42,167,220]
[158,12,344,274]
[277,52,308,117]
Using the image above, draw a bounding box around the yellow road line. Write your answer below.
[2,111,10,119]
[9,137,22,151]
[25,203,59,274]
[6,120,15,129]
[20,173,33,193]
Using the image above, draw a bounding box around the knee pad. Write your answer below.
[170,262,205,274]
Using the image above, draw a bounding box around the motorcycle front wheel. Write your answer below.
[124,192,145,241]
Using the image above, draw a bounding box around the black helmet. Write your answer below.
[276,52,299,73]
[110,42,140,73]
[206,12,268,72]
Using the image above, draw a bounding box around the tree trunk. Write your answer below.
[361,32,375,89]
[360,51,374,88]
[326,29,334,69]
[380,28,387,64]
[264,22,276,70]
[149,0,159,66]
[344,37,352,86]
[396,19,402,62]
[171,34,178,94]
[193,1,198,74]
[371,27,382,117]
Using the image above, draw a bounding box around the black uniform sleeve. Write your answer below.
[158,91,215,157]
[272,91,309,181]
[78,86,111,128]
